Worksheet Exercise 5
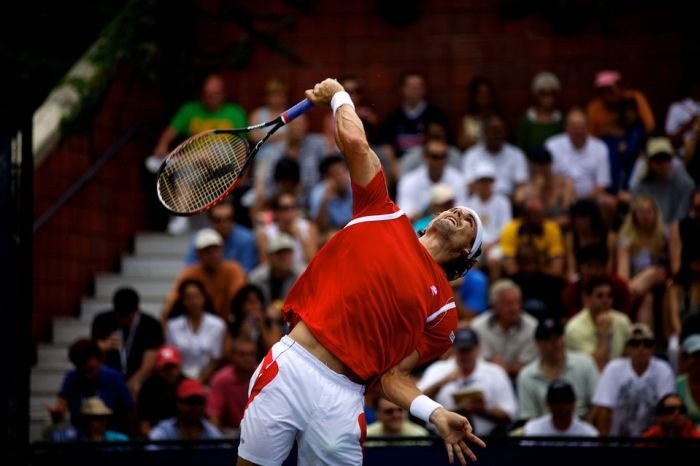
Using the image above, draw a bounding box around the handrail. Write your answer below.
[32,126,138,233]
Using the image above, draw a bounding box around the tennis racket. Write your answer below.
[156,98,314,215]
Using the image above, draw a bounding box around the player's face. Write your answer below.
[428,207,477,254]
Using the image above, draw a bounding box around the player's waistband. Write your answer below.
[281,335,365,394]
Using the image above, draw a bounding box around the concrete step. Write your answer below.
[31,367,65,396]
[30,395,56,419]
[52,318,90,345]
[37,344,69,366]
[121,256,185,279]
[134,232,190,257]
[94,273,173,300]
[79,298,163,322]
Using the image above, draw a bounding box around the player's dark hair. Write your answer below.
[417,229,480,280]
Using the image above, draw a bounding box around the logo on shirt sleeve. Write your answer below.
[449,331,455,343]
[429,285,438,296]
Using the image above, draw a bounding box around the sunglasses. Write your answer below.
[426,152,447,160]
[658,405,687,415]
[627,338,654,348]
[276,204,297,211]
[210,215,233,222]
[380,407,403,415]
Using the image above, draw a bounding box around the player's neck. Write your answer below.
[418,234,452,265]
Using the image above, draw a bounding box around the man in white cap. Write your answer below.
[161,228,247,322]
[237,78,486,466]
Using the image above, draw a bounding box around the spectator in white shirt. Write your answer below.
[462,114,529,200]
[397,136,467,220]
[522,379,598,437]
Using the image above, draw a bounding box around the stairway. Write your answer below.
[29,231,189,441]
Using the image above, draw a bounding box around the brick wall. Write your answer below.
[31,0,699,342]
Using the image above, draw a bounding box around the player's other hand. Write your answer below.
[430,407,486,466]
[305,79,345,107]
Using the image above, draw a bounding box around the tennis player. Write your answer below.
[237,78,486,466]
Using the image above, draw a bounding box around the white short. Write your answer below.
[238,335,367,466]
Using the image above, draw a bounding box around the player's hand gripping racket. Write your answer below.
[156,98,314,215]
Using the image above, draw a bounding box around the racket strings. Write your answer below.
[158,133,249,213]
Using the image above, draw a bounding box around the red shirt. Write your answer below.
[283,170,457,382]
[205,366,249,429]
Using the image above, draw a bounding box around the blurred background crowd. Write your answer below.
[42,66,700,444]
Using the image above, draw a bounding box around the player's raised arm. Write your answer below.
[305,78,382,186]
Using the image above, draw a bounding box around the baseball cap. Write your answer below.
[267,233,295,254]
[176,379,207,400]
[646,137,674,160]
[682,334,700,355]
[453,327,479,350]
[535,318,564,341]
[155,344,182,370]
[471,162,497,181]
[595,70,621,88]
[80,397,113,416]
[429,183,456,205]
[546,380,576,405]
[194,228,223,250]
[629,322,654,341]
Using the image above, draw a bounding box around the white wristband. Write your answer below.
[409,395,443,424]
[331,91,355,117]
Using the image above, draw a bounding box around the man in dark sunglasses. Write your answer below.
[642,393,700,438]
[590,323,675,437]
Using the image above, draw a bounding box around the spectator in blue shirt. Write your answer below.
[184,202,258,272]
[309,155,352,241]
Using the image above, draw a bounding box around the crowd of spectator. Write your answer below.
[45,68,700,446]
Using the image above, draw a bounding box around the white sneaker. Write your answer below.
[167,216,190,235]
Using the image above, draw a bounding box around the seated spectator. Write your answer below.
[249,233,306,307]
[50,397,130,443]
[676,335,700,426]
[458,76,499,151]
[517,319,600,422]
[631,137,695,226]
[591,323,675,436]
[516,71,565,155]
[46,338,134,437]
[565,198,616,282]
[255,192,318,266]
[465,161,512,281]
[669,189,700,315]
[184,202,258,272]
[148,379,221,446]
[228,284,281,361]
[91,287,164,397]
[519,147,574,230]
[422,328,517,437]
[470,279,539,380]
[616,195,670,333]
[206,338,258,436]
[309,155,352,240]
[642,394,700,439]
[462,114,529,200]
[561,244,632,319]
[399,121,462,177]
[397,135,467,221]
[508,243,566,322]
[545,108,612,202]
[413,183,456,235]
[137,345,187,438]
[365,396,430,444]
[522,380,598,437]
[165,279,226,384]
[564,275,632,370]
[162,228,247,321]
[500,195,565,278]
